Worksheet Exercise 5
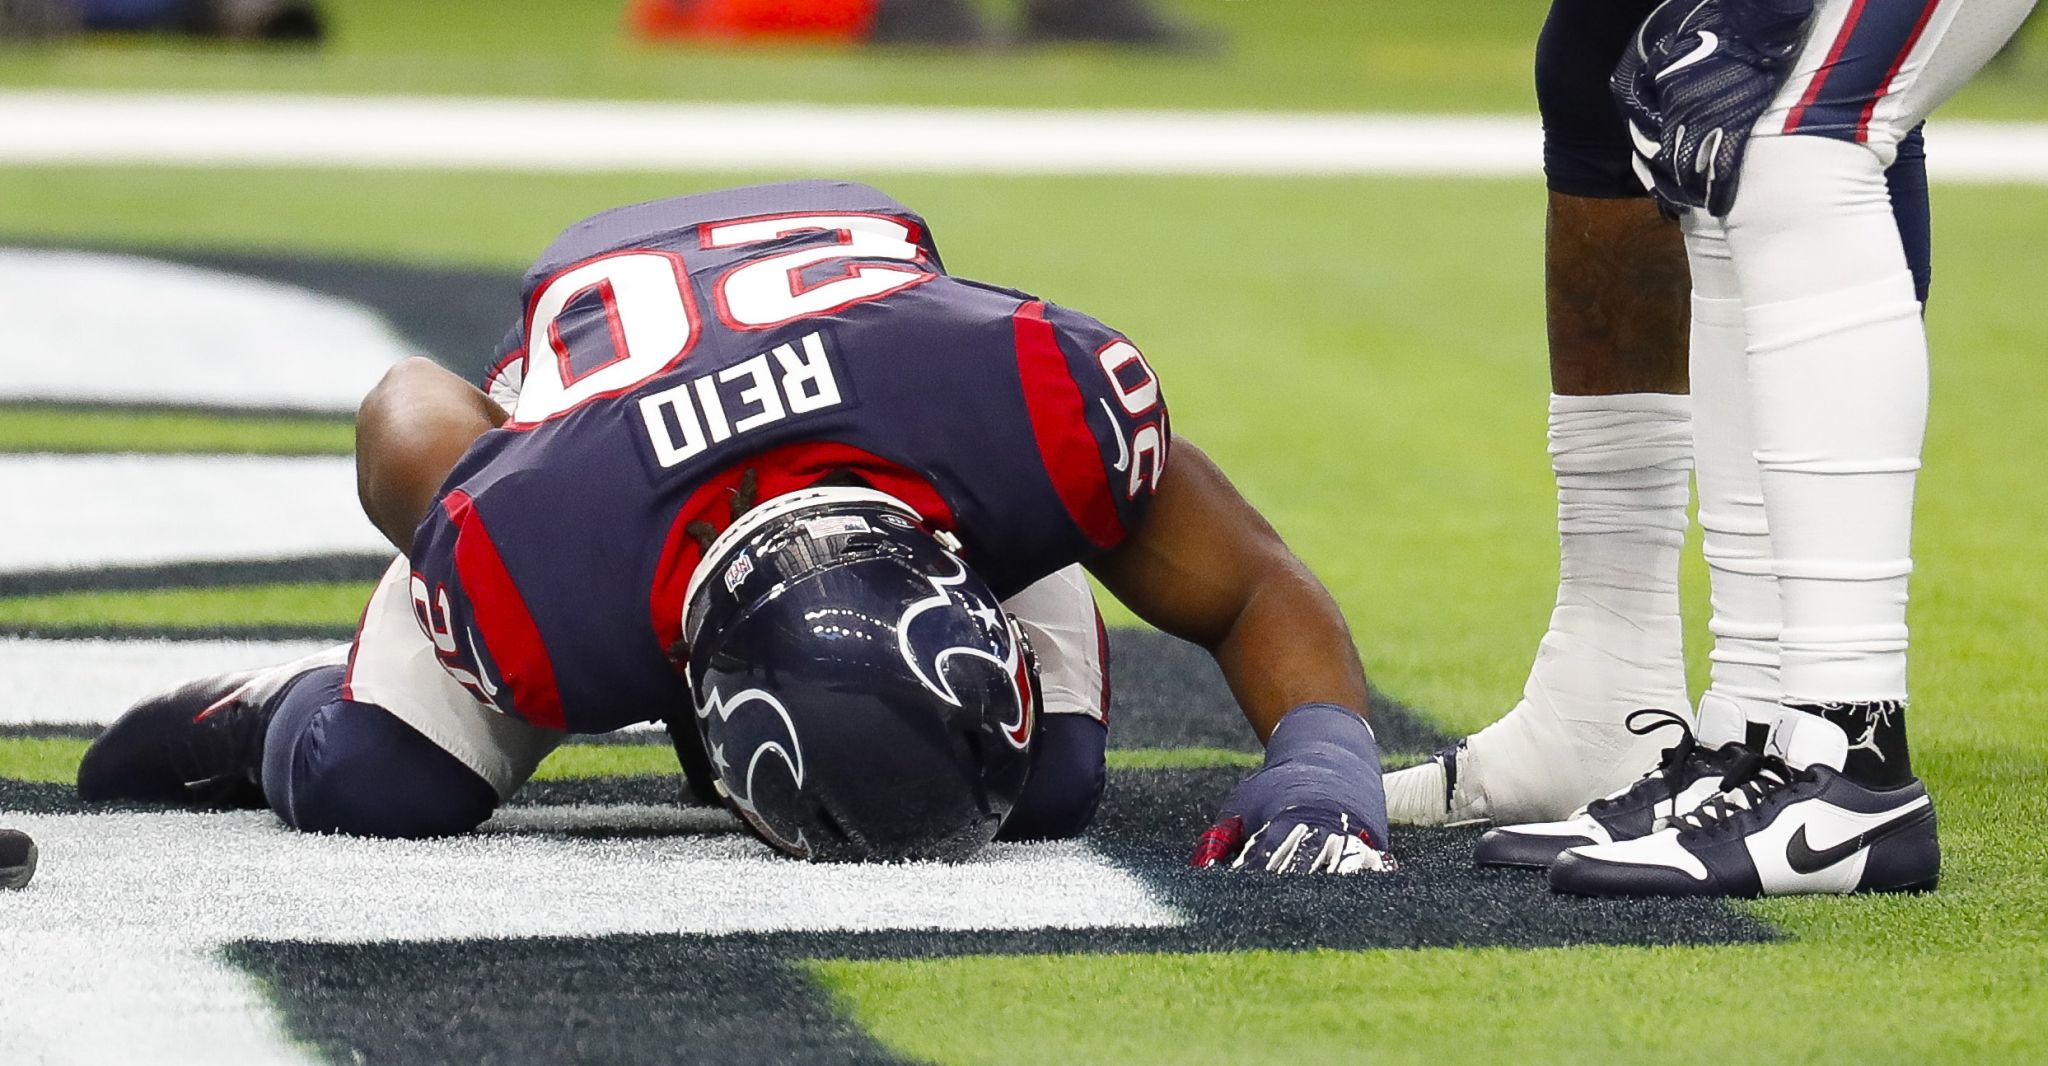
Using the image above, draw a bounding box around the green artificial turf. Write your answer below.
[0,583,375,630]
[0,737,90,784]
[0,405,353,455]
[819,935,2048,1064]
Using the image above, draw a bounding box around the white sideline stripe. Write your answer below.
[0,637,337,726]
[2,91,2045,182]
[0,809,1181,1065]
[0,91,1537,175]
[0,454,391,574]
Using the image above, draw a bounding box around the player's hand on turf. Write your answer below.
[1190,704,1395,875]
[1193,806,1393,875]
[1611,0,1815,217]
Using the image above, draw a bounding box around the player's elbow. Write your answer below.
[359,357,448,419]
[354,358,476,554]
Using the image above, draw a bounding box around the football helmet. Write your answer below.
[681,486,1040,861]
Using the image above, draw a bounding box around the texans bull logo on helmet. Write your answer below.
[695,685,809,854]
[896,554,1035,751]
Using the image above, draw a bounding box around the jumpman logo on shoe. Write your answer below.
[1845,702,1899,764]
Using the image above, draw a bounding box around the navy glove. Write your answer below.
[1191,703,1394,875]
[1611,0,1815,217]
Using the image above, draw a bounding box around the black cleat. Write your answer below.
[1475,705,1747,869]
[1549,714,1939,897]
[76,647,348,808]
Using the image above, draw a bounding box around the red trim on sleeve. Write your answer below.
[443,490,567,731]
[646,441,956,662]
[1011,301,1125,551]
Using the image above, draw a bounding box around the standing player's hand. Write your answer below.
[1190,704,1395,875]
[1611,0,1816,217]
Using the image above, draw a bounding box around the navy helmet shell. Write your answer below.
[682,487,1039,861]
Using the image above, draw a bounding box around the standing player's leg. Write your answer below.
[1681,123,1931,746]
[1551,0,2033,898]
[1686,212,1784,742]
[996,565,1110,842]
[1387,0,1693,827]
[1731,0,2034,772]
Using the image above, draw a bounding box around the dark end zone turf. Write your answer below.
[225,768,1774,1066]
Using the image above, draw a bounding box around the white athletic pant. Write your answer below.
[1691,0,2035,702]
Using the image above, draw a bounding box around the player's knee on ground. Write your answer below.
[1536,0,1657,198]
[262,666,500,839]
[997,713,1106,842]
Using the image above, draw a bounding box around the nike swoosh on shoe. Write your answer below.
[1785,803,1935,875]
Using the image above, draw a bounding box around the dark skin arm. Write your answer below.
[355,357,508,553]
[1085,441,1369,744]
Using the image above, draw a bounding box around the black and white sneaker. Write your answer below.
[76,646,349,807]
[1548,713,1939,897]
[1474,700,1748,869]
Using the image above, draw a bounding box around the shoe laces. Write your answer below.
[1585,709,1706,821]
[1672,748,1813,839]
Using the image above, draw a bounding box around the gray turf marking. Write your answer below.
[0,808,1178,1066]
[4,92,2046,182]
[0,249,412,412]
[0,455,389,573]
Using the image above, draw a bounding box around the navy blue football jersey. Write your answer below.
[405,180,1169,734]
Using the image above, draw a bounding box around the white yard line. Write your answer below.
[0,808,1182,1065]
[0,454,389,574]
[0,249,415,413]
[0,637,339,727]
[2,90,2045,182]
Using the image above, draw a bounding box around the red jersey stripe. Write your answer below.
[444,490,568,731]
[1011,302,1124,551]
[1855,0,1943,142]
[1785,0,1872,133]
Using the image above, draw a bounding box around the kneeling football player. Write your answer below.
[79,180,1391,873]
